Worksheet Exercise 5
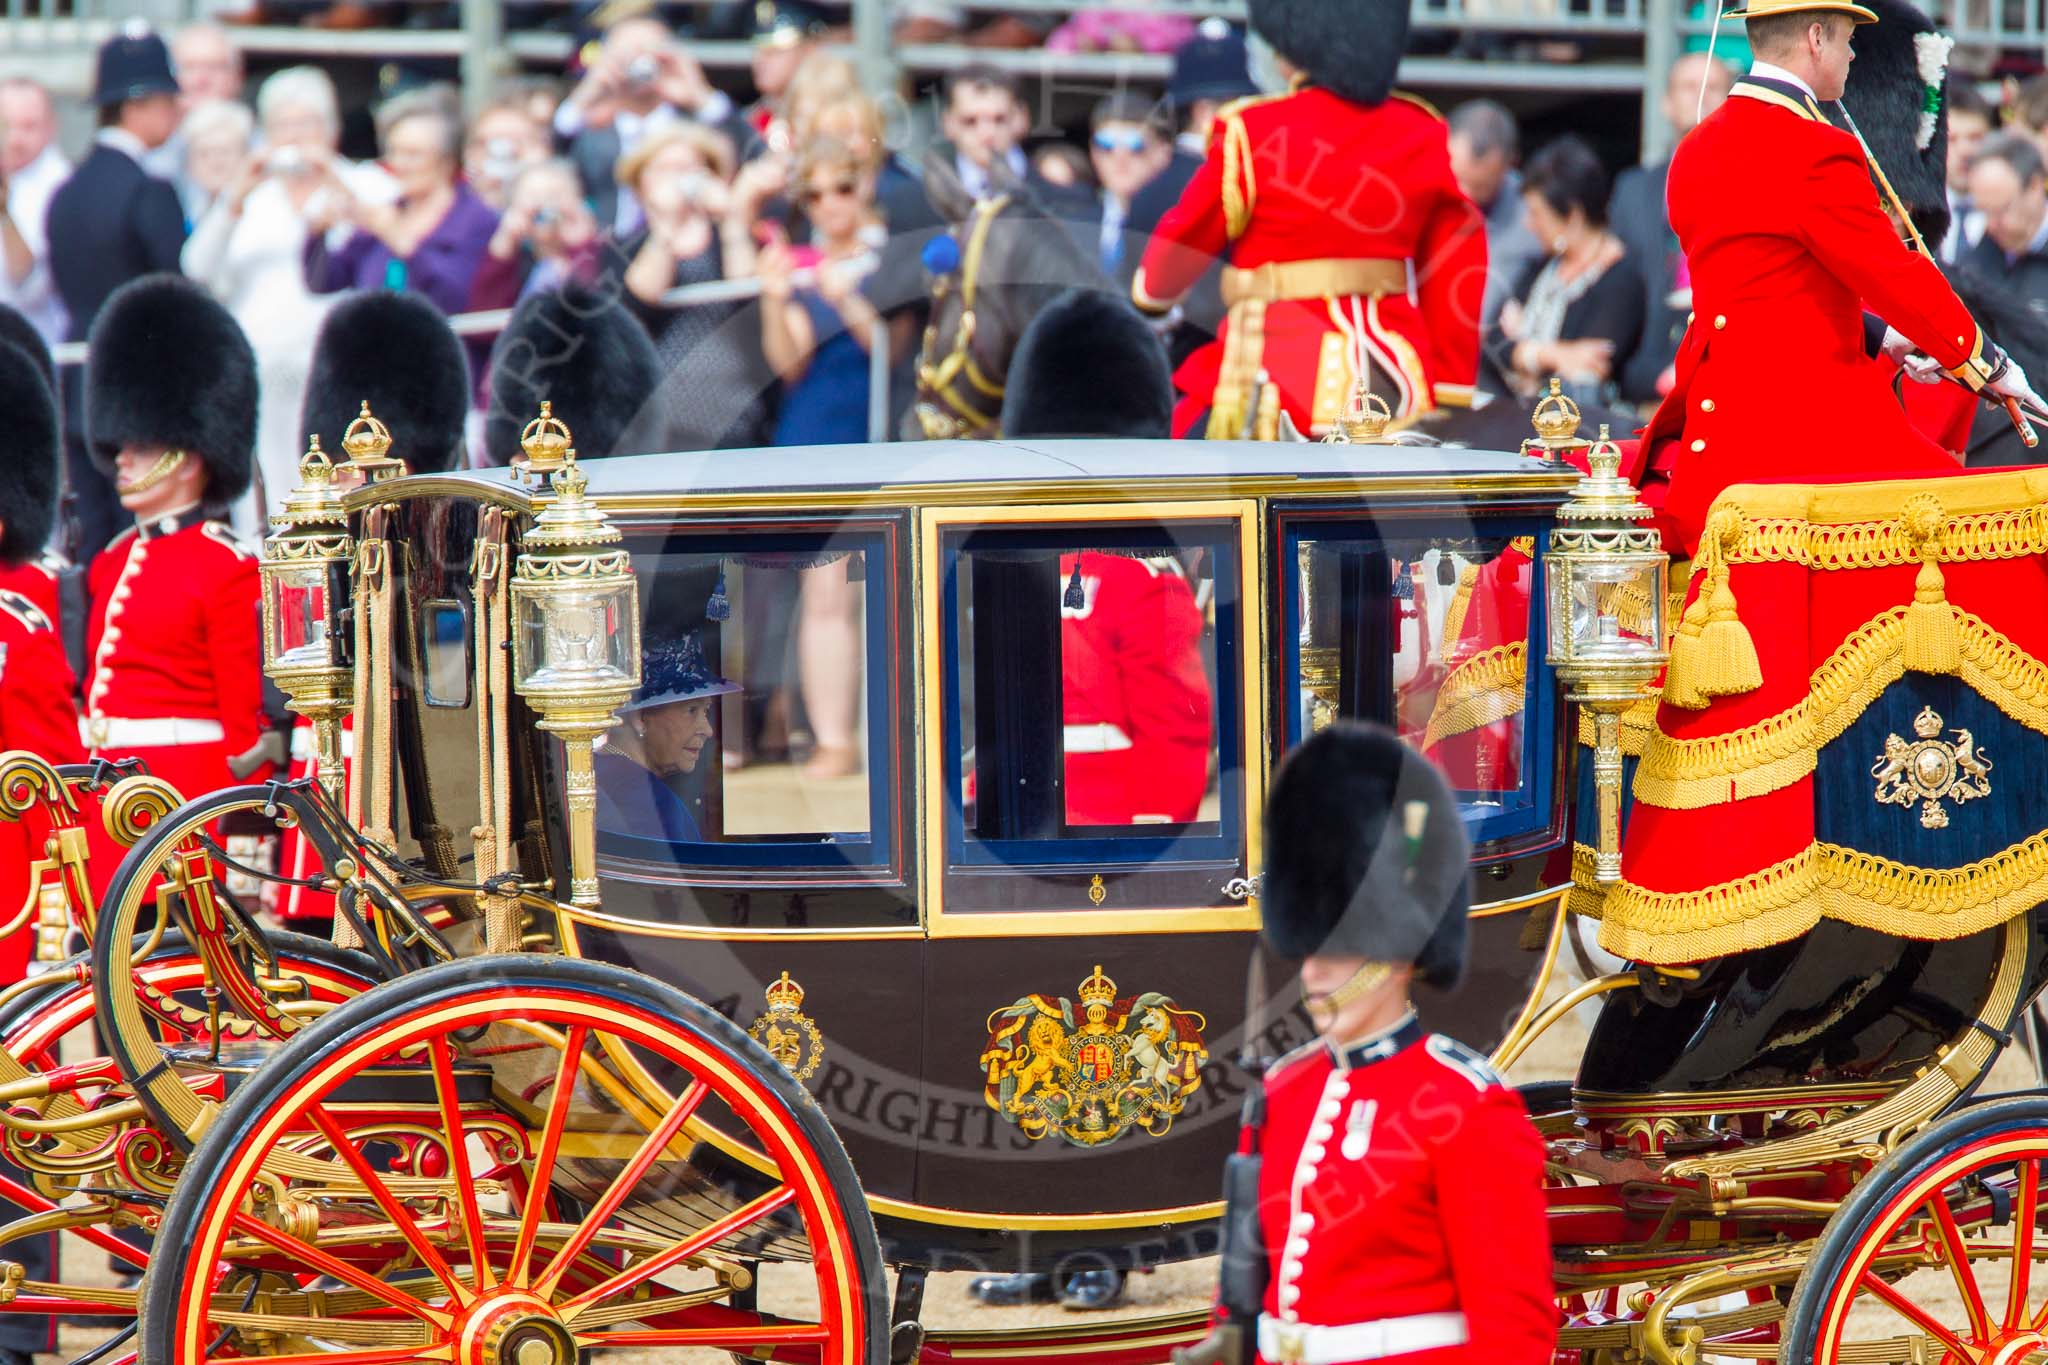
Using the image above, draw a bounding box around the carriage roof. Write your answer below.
[364,439,1579,512]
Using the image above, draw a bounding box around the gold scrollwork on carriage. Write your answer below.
[979,965,1208,1148]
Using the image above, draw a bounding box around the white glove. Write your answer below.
[1990,359,2046,413]
[1880,326,1944,384]
[1879,325,1917,365]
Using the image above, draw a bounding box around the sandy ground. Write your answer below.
[41,925,2047,1361]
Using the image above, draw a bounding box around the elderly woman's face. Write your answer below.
[385,115,453,197]
[187,126,248,196]
[264,100,333,154]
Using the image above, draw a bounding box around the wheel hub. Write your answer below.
[457,1291,573,1365]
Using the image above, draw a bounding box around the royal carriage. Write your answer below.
[0,384,2044,1365]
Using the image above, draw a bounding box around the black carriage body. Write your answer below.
[353,440,1579,1272]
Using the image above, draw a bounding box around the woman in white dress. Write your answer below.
[181,66,395,532]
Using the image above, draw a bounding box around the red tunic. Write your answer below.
[0,586,81,980]
[81,513,271,901]
[1639,81,1993,556]
[1134,87,1486,440]
[0,556,65,639]
[1254,1018,1555,1365]
[1058,552,1212,826]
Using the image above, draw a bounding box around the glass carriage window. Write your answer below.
[1286,525,1555,840]
[594,530,891,870]
[944,523,1240,864]
[421,600,471,709]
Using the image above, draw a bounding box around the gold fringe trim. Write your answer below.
[1592,831,2048,965]
[1632,604,2048,810]
[1733,502,2048,570]
[1567,842,1609,921]
[1422,641,1527,750]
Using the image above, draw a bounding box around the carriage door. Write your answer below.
[912,502,1260,1248]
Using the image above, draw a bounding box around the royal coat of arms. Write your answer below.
[978,965,1208,1148]
[748,972,825,1082]
[1872,705,1993,830]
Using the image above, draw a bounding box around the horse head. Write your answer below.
[905,148,1107,441]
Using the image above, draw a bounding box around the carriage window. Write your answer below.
[1290,530,1543,815]
[593,531,890,870]
[944,524,1239,862]
[421,600,471,709]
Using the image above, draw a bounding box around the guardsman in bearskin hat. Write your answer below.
[1179,725,1554,1365]
[482,282,663,465]
[79,276,269,898]
[266,290,472,931]
[0,303,69,636]
[0,330,79,1365]
[1130,0,1487,440]
[1635,0,2045,556]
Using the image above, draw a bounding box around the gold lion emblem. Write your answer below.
[748,972,825,1082]
[978,965,1208,1148]
[1873,705,1993,830]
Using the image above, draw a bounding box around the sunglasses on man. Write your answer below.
[1092,127,1153,155]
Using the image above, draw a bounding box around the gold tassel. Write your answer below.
[1662,586,1711,710]
[1665,506,1761,707]
[1901,492,1959,674]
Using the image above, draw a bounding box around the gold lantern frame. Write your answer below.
[259,438,356,802]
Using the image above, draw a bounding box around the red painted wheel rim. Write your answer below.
[165,983,869,1365]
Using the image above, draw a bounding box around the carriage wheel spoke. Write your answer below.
[1928,1193,1994,1341]
[306,1105,473,1306]
[559,1183,796,1320]
[1859,1267,1977,1355]
[200,1346,453,1365]
[533,1076,710,1297]
[2012,1161,2041,1329]
[428,1034,495,1291]
[577,1323,832,1350]
[510,1023,588,1289]
[225,1210,453,1328]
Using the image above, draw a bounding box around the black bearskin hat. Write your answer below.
[0,304,53,394]
[86,275,257,505]
[1248,0,1409,107]
[1261,723,1472,988]
[302,291,472,476]
[483,283,662,466]
[1000,289,1174,439]
[1842,0,1955,249]
[0,339,59,565]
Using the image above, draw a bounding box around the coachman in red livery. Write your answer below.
[78,276,270,900]
[1131,0,1487,440]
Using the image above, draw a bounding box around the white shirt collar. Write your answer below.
[95,126,154,164]
[1747,60,1819,102]
[957,146,1029,199]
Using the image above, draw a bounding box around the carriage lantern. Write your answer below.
[1523,378,1592,465]
[507,421,641,911]
[259,438,355,800]
[1545,425,1668,883]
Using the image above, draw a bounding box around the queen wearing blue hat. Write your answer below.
[595,631,740,844]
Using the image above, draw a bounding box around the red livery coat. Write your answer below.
[1134,87,1486,439]
[81,514,271,901]
[0,556,65,640]
[0,587,80,980]
[1254,1019,1555,1365]
[1058,551,1212,826]
[1640,82,1989,556]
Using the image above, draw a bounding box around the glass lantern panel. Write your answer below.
[1560,554,1664,663]
[267,562,335,670]
[516,581,636,695]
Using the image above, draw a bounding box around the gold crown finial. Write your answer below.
[519,401,576,476]
[1531,377,1582,442]
[764,971,805,1011]
[341,401,391,463]
[1914,705,1944,739]
[1322,380,1394,445]
[1078,964,1118,1007]
[271,436,348,531]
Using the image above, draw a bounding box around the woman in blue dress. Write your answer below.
[595,632,741,844]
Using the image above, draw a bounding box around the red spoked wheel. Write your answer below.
[1782,1095,2048,1364]
[139,954,887,1365]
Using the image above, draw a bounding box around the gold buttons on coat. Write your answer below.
[1700,399,1715,412]
[1691,439,1706,452]
[1714,315,1727,329]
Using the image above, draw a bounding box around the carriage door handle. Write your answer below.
[1222,875,1263,903]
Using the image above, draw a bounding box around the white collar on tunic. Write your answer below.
[1745,60,1820,102]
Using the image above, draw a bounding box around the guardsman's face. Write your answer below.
[113,443,207,521]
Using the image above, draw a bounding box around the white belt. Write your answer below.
[82,716,227,750]
[1062,722,1134,754]
[290,726,356,761]
[1258,1313,1468,1364]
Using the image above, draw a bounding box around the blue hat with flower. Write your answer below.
[620,631,741,714]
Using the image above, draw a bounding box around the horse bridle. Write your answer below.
[914,195,1011,440]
